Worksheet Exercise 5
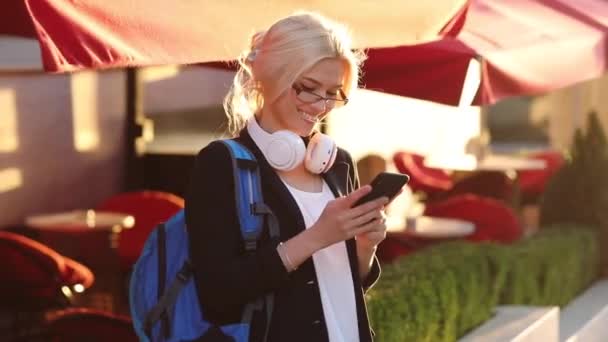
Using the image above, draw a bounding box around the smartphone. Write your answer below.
[354,172,410,207]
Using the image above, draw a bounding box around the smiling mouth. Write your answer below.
[299,111,320,123]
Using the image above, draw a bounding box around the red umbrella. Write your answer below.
[362,0,608,106]
[1,0,467,72]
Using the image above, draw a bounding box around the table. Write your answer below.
[423,153,546,172]
[26,210,135,231]
[25,210,135,313]
[26,210,134,255]
[386,215,475,242]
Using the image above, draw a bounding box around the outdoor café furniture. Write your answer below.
[377,215,475,264]
[42,307,137,342]
[25,210,135,268]
[95,190,184,271]
[423,152,547,174]
[424,194,523,243]
[25,209,135,313]
[394,151,516,202]
[386,215,475,240]
[424,152,548,204]
[517,151,565,204]
[393,151,453,196]
[0,231,94,310]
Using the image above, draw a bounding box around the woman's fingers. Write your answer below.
[350,218,384,237]
[344,197,387,220]
[348,209,382,228]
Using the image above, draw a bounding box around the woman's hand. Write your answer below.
[355,187,405,250]
[310,185,388,249]
[354,211,387,250]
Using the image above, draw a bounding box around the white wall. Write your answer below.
[143,65,234,113]
[0,70,127,227]
[0,62,235,227]
[530,74,608,151]
[327,89,481,162]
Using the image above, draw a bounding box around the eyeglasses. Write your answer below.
[292,84,349,107]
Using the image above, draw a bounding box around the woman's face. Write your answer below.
[260,58,347,136]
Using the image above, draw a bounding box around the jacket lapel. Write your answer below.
[323,160,349,198]
[323,158,360,285]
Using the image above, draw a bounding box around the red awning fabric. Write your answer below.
[362,0,608,106]
[0,0,467,72]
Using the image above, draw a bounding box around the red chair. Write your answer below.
[0,231,94,309]
[43,308,137,342]
[518,151,565,203]
[393,151,453,196]
[424,194,523,243]
[447,171,515,203]
[96,191,184,271]
[394,151,516,203]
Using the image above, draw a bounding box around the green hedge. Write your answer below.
[540,111,608,270]
[366,226,600,342]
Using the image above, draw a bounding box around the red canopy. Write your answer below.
[0,0,466,72]
[362,0,608,106]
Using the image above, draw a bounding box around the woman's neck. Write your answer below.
[278,164,323,193]
[257,108,282,134]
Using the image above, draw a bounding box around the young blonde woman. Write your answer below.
[186,12,389,342]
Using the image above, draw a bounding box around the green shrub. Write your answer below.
[367,227,600,342]
[540,111,608,269]
[499,225,600,306]
[366,242,494,342]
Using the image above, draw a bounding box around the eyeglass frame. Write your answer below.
[291,83,349,107]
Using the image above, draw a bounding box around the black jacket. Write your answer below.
[185,130,381,342]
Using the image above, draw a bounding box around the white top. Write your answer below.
[281,180,360,342]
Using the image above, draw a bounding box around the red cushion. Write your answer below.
[62,257,95,289]
[45,308,137,342]
[393,151,453,195]
[96,191,184,270]
[424,194,523,243]
[448,171,515,203]
[0,231,94,305]
[518,151,565,197]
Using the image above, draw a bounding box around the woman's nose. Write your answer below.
[309,99,329,114]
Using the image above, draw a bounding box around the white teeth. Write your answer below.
[299,111,319,123]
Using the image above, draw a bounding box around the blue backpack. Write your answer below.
[129,140,279,342]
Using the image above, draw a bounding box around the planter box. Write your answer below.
[459,306,559,342]
[561,279,608,342]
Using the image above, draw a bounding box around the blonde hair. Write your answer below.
[223,12,365,136]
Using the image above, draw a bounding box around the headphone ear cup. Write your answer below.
[305,133,337,174]
[266,130,306,171]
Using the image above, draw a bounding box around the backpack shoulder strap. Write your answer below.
[220,139,279,251]
[221,139,278,342]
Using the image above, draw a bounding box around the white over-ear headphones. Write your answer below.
[246,116,337,174]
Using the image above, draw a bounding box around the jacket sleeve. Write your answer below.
[185,141,289,316]
[343,149,382,293]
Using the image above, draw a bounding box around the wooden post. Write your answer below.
[124,67,145,191]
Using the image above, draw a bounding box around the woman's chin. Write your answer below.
[298,124,317,137]
[289,119,314,136]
